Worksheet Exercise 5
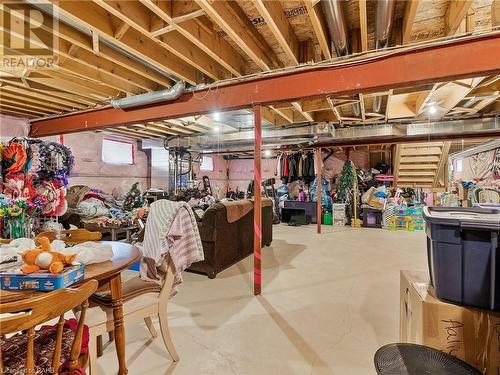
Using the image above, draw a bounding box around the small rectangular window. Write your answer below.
[455,158,463,173]
[200,155,214,171]
[102,139,134,165]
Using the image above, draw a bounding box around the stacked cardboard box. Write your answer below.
[400,270,500,374]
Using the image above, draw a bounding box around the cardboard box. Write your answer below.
[400,270,500,374]
[0,264,85,291]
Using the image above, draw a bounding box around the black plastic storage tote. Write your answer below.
[423,206,500,310]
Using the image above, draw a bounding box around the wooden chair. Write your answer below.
[0,280,98,374]
[130,218,145,244]
[36,229,102,245]
[82,257,179,374]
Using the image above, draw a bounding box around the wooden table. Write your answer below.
[0,241,141,375]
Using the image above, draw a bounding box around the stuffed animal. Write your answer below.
[21,236,76,275]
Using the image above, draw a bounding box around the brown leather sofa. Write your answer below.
[188,199,273,278]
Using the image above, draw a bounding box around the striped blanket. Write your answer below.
[140,200,204,296]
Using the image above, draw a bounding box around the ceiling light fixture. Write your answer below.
[213,126,220,132]
[428,105,437,114]
[264,150,272,157]
[213,112,220,121]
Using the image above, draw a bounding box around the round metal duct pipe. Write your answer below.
[320,0,349,56]
[111,80,185,109]
[375,0,396,49]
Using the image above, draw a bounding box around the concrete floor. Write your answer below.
[97,225,428,375]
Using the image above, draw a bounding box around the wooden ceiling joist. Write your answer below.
[0,89,74,111]
[2,15,149,97]
[92,0,229,81]
[0,103,49,116]
[99,129,144,139]
[141,122,191,136]
[291,102,314,122]
[48,0,198,84]
[195,0,276,71]
[445,0,473,35]
[253,0,299,65]
[304,0,331,59]
[402,0,420,44]
[54,21,172,87]
[359,0,368,51]
[0,95,62,114]
[139,0,245,77]
[0,108,37,118]
[111,127,155,139]
[30,71,119,100]
[0,78,96,108]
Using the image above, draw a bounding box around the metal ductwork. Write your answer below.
[321,0,361,118]
[321,0,349,56]
[154,117,499,152]
[373,96,383,113]
[373,0,396,113]
[375,0,396,49]
[111,80,185,109]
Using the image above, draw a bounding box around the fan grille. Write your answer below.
[374,344,482,375]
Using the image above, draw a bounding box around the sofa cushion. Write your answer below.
[197,222,216,242]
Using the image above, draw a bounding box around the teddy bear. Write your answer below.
[21,236,76,275]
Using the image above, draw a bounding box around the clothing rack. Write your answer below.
[276,150,316,185]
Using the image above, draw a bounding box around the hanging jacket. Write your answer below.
[288,153,299,182]
[298,154,304,178]
[283,155,289,177]
[275,154,282,177]
[303,152,315,184]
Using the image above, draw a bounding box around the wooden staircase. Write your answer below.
[393,141,452,188]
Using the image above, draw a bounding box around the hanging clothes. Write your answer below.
[303,152,315,184]
[288,153,299,182]
[275,153,282,177]
[298,155,304,178]
[282,154,290,184]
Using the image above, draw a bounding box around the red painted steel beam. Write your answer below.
[30,34,500,137]
[253,105,262,296]
[316,148,322,234]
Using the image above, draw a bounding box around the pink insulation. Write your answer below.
[0,115,30,138]
[47,132,149,193]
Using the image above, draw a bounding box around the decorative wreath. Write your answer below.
[38,142,74,185]
[2,143,28,177]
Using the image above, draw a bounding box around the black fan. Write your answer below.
[374,344,482,375]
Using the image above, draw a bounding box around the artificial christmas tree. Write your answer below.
[123,182,144,212]
[337,160,355,202]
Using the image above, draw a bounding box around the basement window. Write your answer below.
[200,155,214,172]
[102,139,134,165]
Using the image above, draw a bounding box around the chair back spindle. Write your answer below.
[51,315,66,374]
[0,280,98,374]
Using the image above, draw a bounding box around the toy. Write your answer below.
[20,236,76,275]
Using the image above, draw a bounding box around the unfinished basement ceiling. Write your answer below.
[1,0,499,140]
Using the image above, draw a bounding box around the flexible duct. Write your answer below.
[111,80,185,109]
[373,0,395,113]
